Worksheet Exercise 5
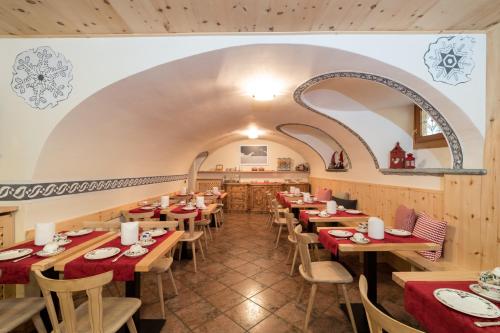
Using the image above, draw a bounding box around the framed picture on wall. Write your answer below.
[215,164,223,171]
[240,145,268,165]
[277,158,292,171]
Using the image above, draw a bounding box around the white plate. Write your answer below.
[355,227,368,233]
[182,207,197,211]
[56,239,72,246]
[328,230,353,238]
[385,228,412,237]
[345,209,362,214]
[140,206,155,210]
[0,248,33,261]
[433,288,500,319]
[320,200,327,203]
[470,284,500,302]
[66,228,92,237]
[84,247,120,260]
[149,229,167,237]
[350,237,370,244]
[318,213,330,218]
[307,210,320,215]
[124,248,149,258]
[139,239,157,247]
[36,247,65,257]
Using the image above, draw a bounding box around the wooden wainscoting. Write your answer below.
[24,193,172,240]
[310,176,495,271]
[196,179,223,192]
[0,207,17,299]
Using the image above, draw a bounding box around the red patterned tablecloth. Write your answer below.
[64,231,174,281]
[299,210,368,226]
[0,231,107,284]
[318,228,431,256]
[405,281,500,333]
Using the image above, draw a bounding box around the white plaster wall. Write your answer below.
[200,139,306,172]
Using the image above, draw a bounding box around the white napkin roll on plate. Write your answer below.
[326,200,337,214]
[121,222,139,246]
[368,217,385,240]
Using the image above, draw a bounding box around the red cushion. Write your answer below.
[315,188,332,201]
[412,213,447,261]
[394,205,417,232]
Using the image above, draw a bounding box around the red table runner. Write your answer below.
[299,210,368,226]
[318,228,431,256]
[129,207,163,219]
[0,231,107,284]
[64,231,174,281]
[405,281,500,333]
[169,205,203,220]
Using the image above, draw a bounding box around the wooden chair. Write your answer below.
[284,212,319,276]
[359,275,424,333]
[82,221,179,319]
[294,225,357,333]
[195,211,212,250]
[0,297,47,333]
[34,270,141,333]
[272,201,298,248]
[167,211,205,273]
[213,205,224,230]
[122,210,155,221]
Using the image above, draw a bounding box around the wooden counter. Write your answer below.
[224,182,310,212]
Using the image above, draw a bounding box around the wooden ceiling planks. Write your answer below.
[0,0,499,36]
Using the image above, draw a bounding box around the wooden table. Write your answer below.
[1,231,115,274]
[392,271,480,288]
[55,231,184,333]
[317,226,440,333]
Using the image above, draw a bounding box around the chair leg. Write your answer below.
[206,224,213,241]
[157,273,166,319]
[192,241,197,273]
[31,313,47,333]
[178,243,183,262]
[275,225,283,248]
[304,283,318,333]
[202,228,209,249]
[341,284,358,333]
[168,268,179,295]
[198,239,206,260]
[313,244,319,261]
[296,280,305,303]
[286,245,293,262]
[290,245,298,276]
[126,317,138,333]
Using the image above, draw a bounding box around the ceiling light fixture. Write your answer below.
[244,126,263,139]
[244,74,283,101]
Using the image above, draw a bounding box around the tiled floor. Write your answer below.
[137,212,421,332]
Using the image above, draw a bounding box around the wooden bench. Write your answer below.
[389,250,459,272]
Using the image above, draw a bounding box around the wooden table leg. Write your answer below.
[124,272,165,333]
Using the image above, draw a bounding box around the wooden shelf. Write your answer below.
[379,168,486,176]
[198,170,310,174]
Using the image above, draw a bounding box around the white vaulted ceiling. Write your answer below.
[33,43,478,184]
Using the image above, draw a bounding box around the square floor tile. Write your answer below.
[230,278,267,298]
[225,299,271,330]
[250,288,291,312]
[175,300,220,330]
[206,287,246,312]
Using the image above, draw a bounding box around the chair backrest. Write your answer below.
[334,191,350,200]
[82,221,179,232]
[122,210,155,221]
[34,270,113,333]
[358,275,424,333]
[294,225,313,278]
[82,221,121,231]
[284,212,297,242]
[167,211,197,236]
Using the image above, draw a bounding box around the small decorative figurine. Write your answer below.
[390,142,406,169]
[405,153,416,169]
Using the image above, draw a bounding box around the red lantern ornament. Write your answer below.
[405,153,416,169]
[390,142,406,169]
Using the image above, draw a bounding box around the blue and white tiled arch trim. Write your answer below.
[0,174,188,201]
[293,72,463,169]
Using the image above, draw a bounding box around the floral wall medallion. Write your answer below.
[424,36,475,85]
[11,46,73,109]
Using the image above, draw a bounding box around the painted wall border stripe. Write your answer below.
[0,174,188,201]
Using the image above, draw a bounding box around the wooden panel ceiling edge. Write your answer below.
[0,29,489,38]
